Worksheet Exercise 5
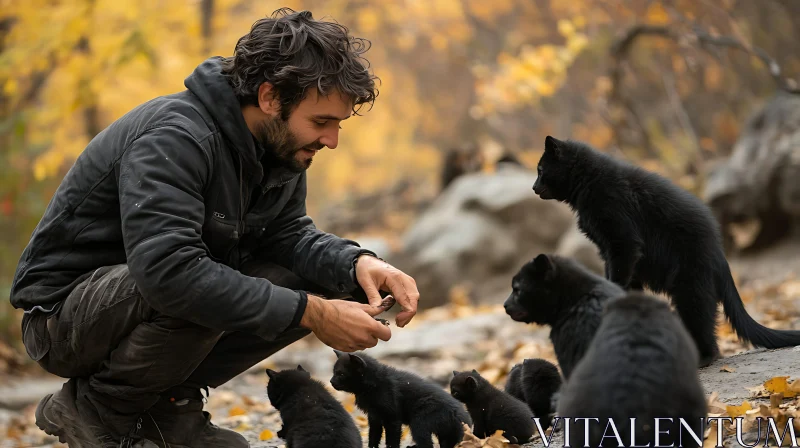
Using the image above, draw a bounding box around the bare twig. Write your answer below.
[661,72,704,174]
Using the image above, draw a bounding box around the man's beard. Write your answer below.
[254,116,320,173]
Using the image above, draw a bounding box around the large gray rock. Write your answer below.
[704,92,800,252]
[388,165,575,308]
[554,220,605,275]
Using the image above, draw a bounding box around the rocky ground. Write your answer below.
[1,240,800,447]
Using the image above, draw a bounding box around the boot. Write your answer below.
[137,386,249,448]
[35,378,125,448]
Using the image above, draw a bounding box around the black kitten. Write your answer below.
[505,358,562,428]
[532,136,800,365]
[450,369,535,444]
[266,365,361,448]
[557,293,708,448]
[330,350,471,448]
[504,253,626,379]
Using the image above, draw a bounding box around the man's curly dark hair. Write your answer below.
[221,8,379,119]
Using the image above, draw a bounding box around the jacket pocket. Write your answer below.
[203,214,239,262]
[21,312,51,362]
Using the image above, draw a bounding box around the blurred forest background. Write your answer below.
[2,0,800,362]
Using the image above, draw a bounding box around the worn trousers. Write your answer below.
[21,260,358,436]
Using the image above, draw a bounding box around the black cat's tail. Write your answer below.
[718,261,800,348]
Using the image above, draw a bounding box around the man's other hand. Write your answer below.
[355,255,419,328]
[299,295,392,352]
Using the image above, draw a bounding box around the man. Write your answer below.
[10,8,420,447]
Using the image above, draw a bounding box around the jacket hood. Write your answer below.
[185,57,299,188]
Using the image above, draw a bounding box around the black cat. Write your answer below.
[266,365,361,448]
[532,135,800,365]
[330,350,470,448]
[556,293,708,448]
[505,358,562,427]
[504,253,626,379]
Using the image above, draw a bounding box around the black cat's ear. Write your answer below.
[333,349,345,359]
[453,370,459,377]
[533,254,554,277]
[351,354,367,373]
[296,364,307,372]
[266,368,277,379]
[544,136,561,152]
[465,376,478,391]
[472,369,479,375]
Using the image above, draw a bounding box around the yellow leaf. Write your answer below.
[645,2,670,25]
[259,429,273,441]
[228,406,247,417]
[765,376,790,394]
[720,365,736,373]
[3,78,17,96]
[726,401,753,418]
[557,19,575,37]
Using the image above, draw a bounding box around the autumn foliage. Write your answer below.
[2,1,800,343]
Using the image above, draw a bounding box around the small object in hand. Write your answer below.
[375,318,390,326]
[380,294,396,311]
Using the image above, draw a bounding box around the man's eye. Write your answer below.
[314,121,326,126]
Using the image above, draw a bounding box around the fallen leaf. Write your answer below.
[720,365,736,373]
[259,429,273,440]
[228,406,247,417]
[726,400,753,418]
[765,376,799,398]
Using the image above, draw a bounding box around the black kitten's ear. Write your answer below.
[296,365,307,372]
[544,136,561,152]
[471,369,479,375]
[465,376,478,391]
[453,370,459,377]
[266,369,277,379]
[533,254,555,277]
[333,349,345,359]
[351,354,367,373]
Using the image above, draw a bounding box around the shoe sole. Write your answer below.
[35,392,99,448]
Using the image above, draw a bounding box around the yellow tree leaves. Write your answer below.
[472,16,589,118]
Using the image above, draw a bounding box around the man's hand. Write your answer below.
[299,294,392,352]
[355,254,419,328]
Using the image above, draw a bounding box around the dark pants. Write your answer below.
[21,261,352,436]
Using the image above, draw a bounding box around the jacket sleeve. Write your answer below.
[256,171,375,295]
[118,126,304,340]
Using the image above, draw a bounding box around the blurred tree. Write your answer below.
[1,0,800,345]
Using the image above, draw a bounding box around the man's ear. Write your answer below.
[257,82,281,117]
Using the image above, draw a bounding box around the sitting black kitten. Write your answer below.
[450,369,535,444]
[557,293,708,448]
[505,358,562,428]
[266,365,361,448]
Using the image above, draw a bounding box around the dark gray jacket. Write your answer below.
[10,57,372,341]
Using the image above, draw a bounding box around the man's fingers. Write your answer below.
[360,278,384,308]
[372,320,391,342]
[385,274,419,328]
[358,303,386,317]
